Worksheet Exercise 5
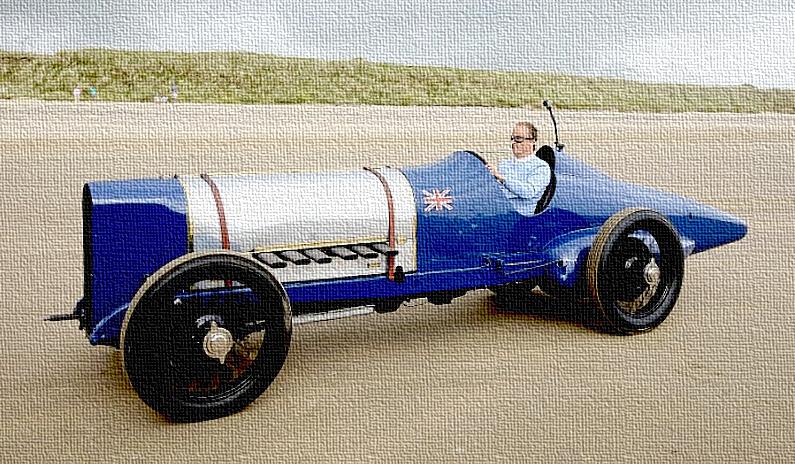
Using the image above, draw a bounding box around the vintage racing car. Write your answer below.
[49,102,747,421]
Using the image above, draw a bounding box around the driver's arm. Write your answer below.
[486,163,504,182]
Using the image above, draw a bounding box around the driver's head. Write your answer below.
[511,122,537,158]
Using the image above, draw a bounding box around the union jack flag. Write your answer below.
[422,188,453,212]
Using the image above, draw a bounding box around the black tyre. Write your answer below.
[120,251,292,422]
[586,208,684,334]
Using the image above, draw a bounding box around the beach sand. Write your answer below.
[1,101,793,462]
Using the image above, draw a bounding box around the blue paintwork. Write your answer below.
[401,152,528,271]
[83,178,188,343]
[81,149,746,347]
[90,304,129,346]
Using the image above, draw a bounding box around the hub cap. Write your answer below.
[203,321,234,364]
[644,258,661,286]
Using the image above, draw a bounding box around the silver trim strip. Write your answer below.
[292,305,375,324]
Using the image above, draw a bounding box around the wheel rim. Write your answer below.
[123,254,290,419]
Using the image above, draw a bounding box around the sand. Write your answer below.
[1,101,794,462]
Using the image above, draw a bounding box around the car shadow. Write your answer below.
[99,289,607,423]
[486,290,598,332]
[91,288,617,424]
[286,289,602,373]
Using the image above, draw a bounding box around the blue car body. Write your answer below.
[79,149,746,346]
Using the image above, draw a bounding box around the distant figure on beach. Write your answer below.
[72,85,82,102]
[170,82,179,103]
[88,84,98,100]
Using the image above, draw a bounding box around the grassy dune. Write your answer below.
[1,49,793,112]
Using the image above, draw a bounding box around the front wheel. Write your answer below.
[120,252,292,422]
[586,208,685,334]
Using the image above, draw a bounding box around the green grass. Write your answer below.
[1,49,793,112]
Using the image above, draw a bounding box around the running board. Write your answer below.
[292,305,375,325]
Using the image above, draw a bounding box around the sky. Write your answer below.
[1,0,793,89]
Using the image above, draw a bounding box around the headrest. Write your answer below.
[535,145,556,169]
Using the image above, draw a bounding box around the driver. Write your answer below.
[487,122,552,215]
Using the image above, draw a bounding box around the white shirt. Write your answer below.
[498,155,552,215]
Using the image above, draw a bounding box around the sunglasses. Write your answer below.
[510,136,535,144]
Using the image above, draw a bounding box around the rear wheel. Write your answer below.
[586,208,685,334]
[121,252,292,422]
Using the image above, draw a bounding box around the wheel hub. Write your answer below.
[203,321,234,364]
[611,238,653,300]
[610,236,662,313]
[643,258,661,286]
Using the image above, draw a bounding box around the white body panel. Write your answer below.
[180,168,417,283]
